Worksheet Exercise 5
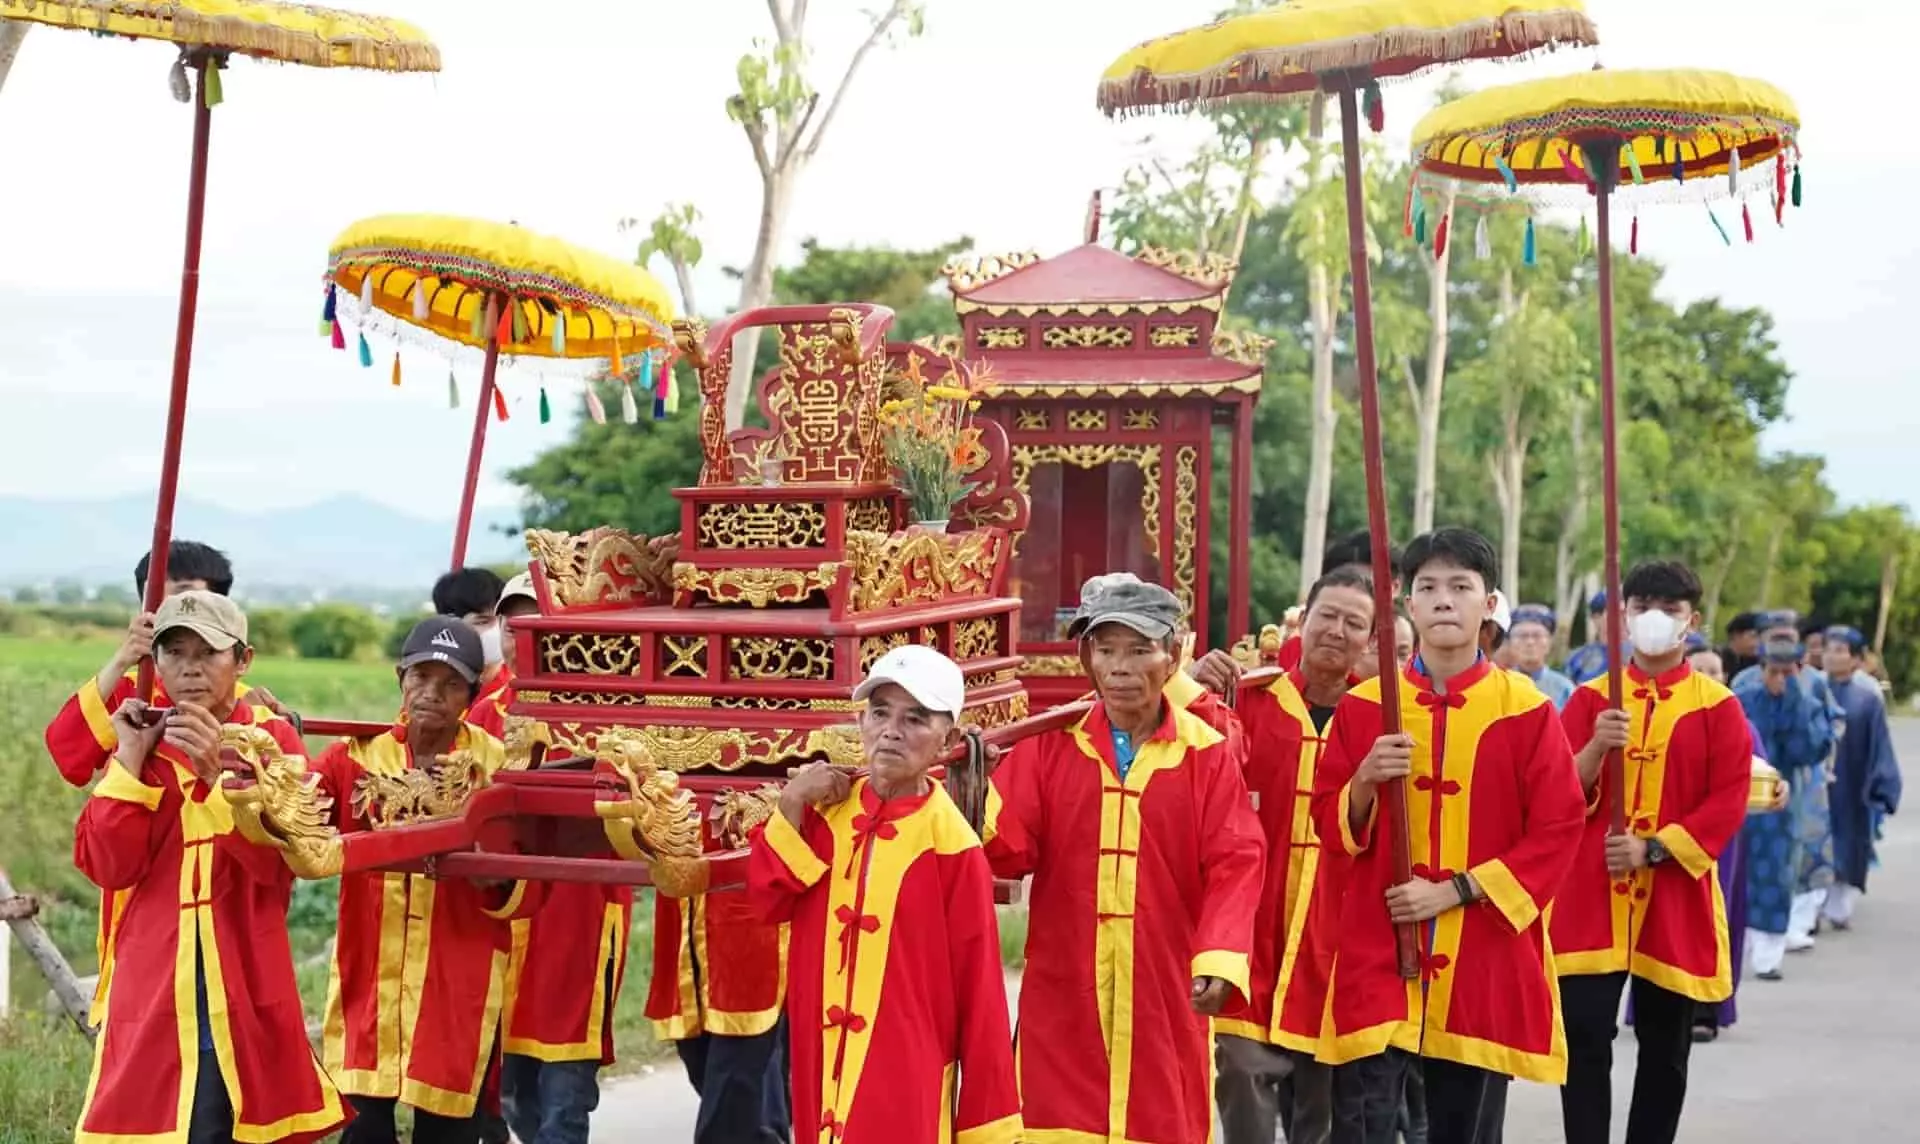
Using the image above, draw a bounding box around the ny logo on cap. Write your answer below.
[431,628,462,650]
[179,596,199,614]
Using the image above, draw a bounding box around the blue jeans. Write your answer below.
[500,1055,600,1144]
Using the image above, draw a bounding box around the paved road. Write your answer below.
[595,721,1919,1141]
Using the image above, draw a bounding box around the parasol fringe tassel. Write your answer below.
[1432,211,1450,259]
[1630,214,1639,256]
[411,281,430,323]
[511,301,529,345]
[201,59,223,109]
[330,319,345,351]
[1791,165,1802,207]
[1523,217,1537,266]
[323,283,337,323]
[1774,155,1788,226]
[357,332,373,368]
[551,315,566,355]
[390,352,401,388]
[662,360,681,415]
[492,381,510,423]
[1401,177,1416,238]
[1625,147,1644,185]
[1494,156,1517,194]
[539,384,551,425]
[50,1,444,72]
[169,55,190,103]
[469,302,486,342]
[584,384,607,425]
[1728,146,1740,196]
[1363,79,1384,133]
[1474,214,1491,260]
[1413,197,1427,245]
[495,301,514,348]
[1308,91,1326,138]
[1707,205,1732,246]
[330,293,620,380]
[620,379,639,424]
[1577,213,1589,258]
[360,273,374,310]
[448,369,459,409]
[1742,201,1755,243]
[611,340,625,377]
[1094,12,1598,118]
[1558,146,1589,188]
[635,351,655,392]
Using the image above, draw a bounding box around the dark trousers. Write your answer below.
[501,1055,602,1144]
[1560,972,1696,1144]
[1216,1034,1333,1144]
[1333,1049,1507,1144]
[187,1049,235,1144]
[342,1094,483,1144]
[675,1018,792,1144]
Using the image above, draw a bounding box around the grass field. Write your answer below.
[0,634,669,1142]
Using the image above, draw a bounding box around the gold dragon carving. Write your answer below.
[976,326,1027,350]
[709,785,784,849]
[1020,655,1085,678]
[570,723,866,775]
[593,729,709,897]
[1136,246,1238,291]
[219,726,344,880]
[672,562,839,608]
[526,527,679,608]
[842,528,1001,613]
[1041,324,1134,350]
[942,252,1040,294]
[1149,324,1202,348]
[1211,328,1276,369]
[351,750,494,830]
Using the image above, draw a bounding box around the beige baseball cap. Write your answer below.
[153,589,249,651]
[498,571,537,609]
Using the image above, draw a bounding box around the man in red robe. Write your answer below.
[750,645,1020,1143]
[1213,567,1375,1144]
[469,573,638,1144]
[985,573,1266,1144]
[1279,531,1403,672]
[305,619,535,1143]
[1553,560,1752,1144]
[73,590,348,1144]
[1313,528,1586,1144]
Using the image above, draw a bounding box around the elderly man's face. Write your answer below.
[399,661,469,740]
[1509,621,1553,671]
[859,682,954,794]
[1081,623,1174,725]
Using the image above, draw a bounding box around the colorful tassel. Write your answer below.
[495,301,514,347]
[1432,211,1450,260]
[1630,214,1639,256]
[1363,79,1384,133]
[202,60,223,108]
[357,332,373,368]
[1558,147,1588,187]
[511,300,529,345]
[1742,201,1755,243]
[619,379,638,424]
[1625,146,1644,185]
[661,363,680,415]
[538,384,551,424]
[550,313,566,354]
[1473,214,1491,260]
[1707,206,1732,246]
[390,352,401,387]
[1413,198,1427,245]
[584,384,607,425]
[1523,217,1537,266]
[1791,165,1802,207]
[322,283,338,323]
[1656,134,1668,162]
[636,350,655,391]
[411,281,430,322]
[169,55,191,103]
[448,369,459,409]
[1400,178,1416,238]
[469,301,486,342]
[1674,158,1685,184]
[330,319,345,351]
[610,340,625,377]
[492,382,510,422]
[1775,155,1788,225]
[1494,155,1517,194]
[360,273,374,310]
[1728,146,1740,195]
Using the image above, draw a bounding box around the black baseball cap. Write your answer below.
[398,617,485,684]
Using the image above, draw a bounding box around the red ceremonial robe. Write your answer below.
[1216,671,1347,1053]
[984,700,1266,1144]
[750,779,1020,1144]
[46,673,253,1025]
[646,804,788,1042]
[311,724,531,1117]
[465,679,635,1064]
[73,705,347,1144]
[1551,664,1752,1001]
[1312,661,1585,1084]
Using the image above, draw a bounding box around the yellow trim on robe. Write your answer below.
[1190,949,1252,1000]
[647,898,703,1042]
[1652,823,1714,880]
[94,760,165,810]
[76,678,118,751]
[1162,670,1208,710]
[1335,783,1373,856]
[956,1112,1025,1144]
[1469,857,1541,932]
[765,810,830,887]
[503,900,629,1059]
[482,881,530,920]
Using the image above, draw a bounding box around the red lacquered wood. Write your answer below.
[1583,139,1630,837]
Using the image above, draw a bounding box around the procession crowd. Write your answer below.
[47,530,1903,1144]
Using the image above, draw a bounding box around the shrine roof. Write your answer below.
[952,244,1229,308]
[980,352,1261,399]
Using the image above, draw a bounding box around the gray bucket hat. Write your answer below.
[1066,572,1183,641]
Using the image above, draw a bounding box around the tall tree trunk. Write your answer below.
[1224,134,1269,266]
[725,175,795,425]
[1490,427,1527,600]
[1412,189,1456,535]
[1874,548,1901,652]
[0,20,28,93]
[1298,208,1337,600]
[670,259,700,319]
[1753,522,1787,608]
[1552,397,1592,659]
[1701,528,1742,636]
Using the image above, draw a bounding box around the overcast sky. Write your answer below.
[0,0,1903,521]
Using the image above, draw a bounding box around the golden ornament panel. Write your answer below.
[1041,324,1135,351]
[976,325,1028,350]
[1174,444,1200,620]
[540,632,646,677]
[729,636,836,682]
[843,529,1002,613]
[1064,407,1110,432]
[1148,324,1202,348]
[658,635,708,679]
[695,501,829,550]
[673,562,838,608]
[526,527,679,608]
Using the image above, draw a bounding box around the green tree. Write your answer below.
[620,202,704,315]
[290,604,382,661]
[247,607,296,658]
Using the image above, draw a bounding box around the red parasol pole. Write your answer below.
[1337,79,1420,980]
[1584,139,1629,836]
[450,294,502,570]
[137,52,217,700]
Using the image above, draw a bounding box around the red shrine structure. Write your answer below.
[893,237,1270,706]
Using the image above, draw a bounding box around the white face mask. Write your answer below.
[477,623,505,667]
[1628,610,1685,657]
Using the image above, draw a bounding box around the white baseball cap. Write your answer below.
[853,645,966,718]
[1490,589,1513,633]
[498,571,537,609]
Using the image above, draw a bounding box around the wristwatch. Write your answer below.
[1644,838,1670,866]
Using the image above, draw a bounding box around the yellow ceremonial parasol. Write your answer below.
[1,0,438,694]
[1413,68,1801,834]
[324,214,678,568]
[1098,0,1598,981]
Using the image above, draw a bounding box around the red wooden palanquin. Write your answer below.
[891,239,1269,707]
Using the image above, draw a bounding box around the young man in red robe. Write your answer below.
[469,573,638,1144]
[1313,528,1586,1144]
[750,645,1020,1143]
[1212,567,1375,1144]
[305,618,533,1143]
[985,573,1266,1144]
[1552,560,1752,1144]
[73,590,348,1144]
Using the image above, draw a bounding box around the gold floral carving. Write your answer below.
[942,252,1040,294]
[1212,328,1276,368]
[965,693,1030,729]
[1137,247,1238,291]
[672,562,837,608]
[1020,655,1085,677]
[695,501,828,550]
[605,724,866,775]
[860,631,921,670]
[710,785,784,849]
[1013,408,1049,431]
[730,636,835,682]
[540,633,645,677]
[1149,324,1202,348]
[1010,444,1162,559]
[220,726,343,880]
[1122,408,1160,431]
[846,498,892,534]
[500,716,552,770]
[659,635,707,679]
[714,695,862,713]
[526,527,679,608]
[963,667,1021,688]
[644,694,715,709]
[977,325,1027,350]
[352,749,495,830]
[546,691,646,706]
[517,689,552,704]
[1042,324,1134,350]
[843,529,1001,613]
[1065,408,1109,432]
[1174,445,1199,619]
[952,616,1001,662]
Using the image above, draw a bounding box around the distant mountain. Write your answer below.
[0,494,522,592]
